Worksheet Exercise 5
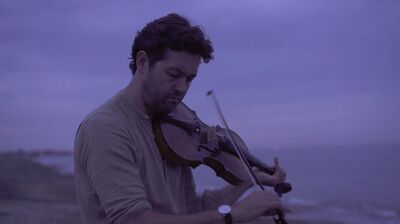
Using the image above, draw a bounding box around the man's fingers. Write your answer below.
[274,157,287,182]
[267,203,291,215]
[274,158,282,174]
[206,126,217,142]
[274,157,280,167]
[263,201,289,215]
[264,209,277,216]
[283,205,292,213]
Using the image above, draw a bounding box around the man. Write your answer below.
[74,13,287,224]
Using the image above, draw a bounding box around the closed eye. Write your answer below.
[187,75,196,82]
[167,72,180,78]
[166,68,196,82]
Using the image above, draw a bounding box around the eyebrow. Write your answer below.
[167,68,197,78]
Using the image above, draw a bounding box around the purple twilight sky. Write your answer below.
[1,0,399,151]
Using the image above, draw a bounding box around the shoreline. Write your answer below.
[0,153,344,224]
[0,153,80,224]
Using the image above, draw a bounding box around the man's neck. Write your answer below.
[125,78,155,119]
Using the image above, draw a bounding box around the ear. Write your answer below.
[135,50,149,74]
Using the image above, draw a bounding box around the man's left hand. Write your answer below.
[252,157,287,187]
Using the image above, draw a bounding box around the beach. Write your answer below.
[0,153,80,224]
[1,147,399,224]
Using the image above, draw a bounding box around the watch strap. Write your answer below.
[222,212,232,224]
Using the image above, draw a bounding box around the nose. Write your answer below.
[174,77,189,95]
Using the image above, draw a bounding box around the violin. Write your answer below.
[152,102,292,223]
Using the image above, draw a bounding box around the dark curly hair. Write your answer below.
[129,13,214,75]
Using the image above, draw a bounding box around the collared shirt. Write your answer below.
[74,89,223,224]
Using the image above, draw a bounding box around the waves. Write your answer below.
[30,146,400,223]
[285,196,400,224]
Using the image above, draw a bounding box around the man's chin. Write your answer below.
[157,102,179,115]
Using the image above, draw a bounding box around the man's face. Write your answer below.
[142,49,201,114]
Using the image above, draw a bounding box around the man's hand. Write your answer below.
[232,190,288,223]
[252,157,287,187]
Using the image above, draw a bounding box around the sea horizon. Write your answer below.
[25,144,400,224]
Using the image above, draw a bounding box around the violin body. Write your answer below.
[153,103,251,185]
[152,102,291,194]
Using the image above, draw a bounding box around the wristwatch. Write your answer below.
[218,204,232,224]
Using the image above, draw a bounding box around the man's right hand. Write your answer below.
[130,190,288,224]
[231,190,287,223]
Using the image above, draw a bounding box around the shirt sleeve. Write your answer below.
[183,168,224,213]
[76,112,151,224]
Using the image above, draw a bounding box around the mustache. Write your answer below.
[169,90,183,100]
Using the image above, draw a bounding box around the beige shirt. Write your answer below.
[74,90,223,224]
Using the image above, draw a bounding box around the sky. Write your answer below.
[1,0,399,151]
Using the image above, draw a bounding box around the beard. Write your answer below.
[141,71,184,116]
[142,85,180,115]
[155,97,181,115]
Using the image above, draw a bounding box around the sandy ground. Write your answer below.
[0,153,80,224]
[0,153,342,224]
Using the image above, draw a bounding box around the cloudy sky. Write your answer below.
[1,0,399,151]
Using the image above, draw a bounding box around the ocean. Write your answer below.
[32,145,400,224]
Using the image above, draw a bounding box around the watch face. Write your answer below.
[218,205,232,214]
